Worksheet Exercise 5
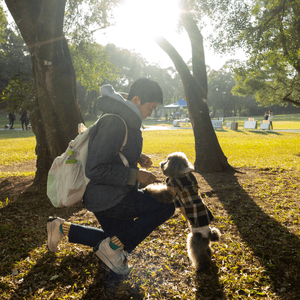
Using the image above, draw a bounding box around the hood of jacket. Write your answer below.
[97,84,142,129]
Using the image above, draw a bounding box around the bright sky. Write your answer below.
[3,0,244,70]
[94,0,244,70]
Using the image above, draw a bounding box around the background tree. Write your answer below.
[0,32,32,111]
[4,0,116,188]
[207,67,257,117]
[104,44,145,90]
[70,42,118,117]
[0,7,31,108]
[103,44,185,106]
[2,77,34,112]
[156,1,234,173]
[0,4,6,43]
[70,42,117,93]
[208,69,235,117]
[190,0,300,107]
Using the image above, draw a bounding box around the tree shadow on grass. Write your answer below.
[81,263,144,300]
[248,130,268,135]
[266,131,282,135]
[236,130,248,134]
[194,261,225,299]
[0,177,83,278]
[0,130,35,139]
[201,171,300,298]
[248,130,282,135]
[215,129,228,132]
[7,254,59,299]
[9,249,144,300]
[0,177,145,299]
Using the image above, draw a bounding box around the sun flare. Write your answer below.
[115,0,181,40]
[95,0,187,67]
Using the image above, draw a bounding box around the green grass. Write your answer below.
[1,126,299,178]
[142,130,300,171]
[0,135,36,165]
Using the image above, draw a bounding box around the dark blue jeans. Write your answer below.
[68,189,175,253]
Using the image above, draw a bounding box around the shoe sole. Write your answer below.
[47,218,60,252]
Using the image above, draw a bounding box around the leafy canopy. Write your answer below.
[70,42,117,92]
[0,5,7,44]
[191,0,300,106]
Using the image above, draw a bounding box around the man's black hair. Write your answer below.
[127,77,163,105]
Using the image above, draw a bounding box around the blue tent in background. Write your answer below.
[164,98,187,109]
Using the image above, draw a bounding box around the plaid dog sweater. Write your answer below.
[166,173,213,228]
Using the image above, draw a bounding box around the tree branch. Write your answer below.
[256,0,287,32]
[181,11,207,99]
[155,36,193,86]
[283,93,300,106]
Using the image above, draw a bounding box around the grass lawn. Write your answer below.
[142,130,300,171]
[0,121,300,299]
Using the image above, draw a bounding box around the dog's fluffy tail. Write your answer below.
[210,227,221,242]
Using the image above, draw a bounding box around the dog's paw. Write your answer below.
[210,227,221,242]
[143,183,173,204]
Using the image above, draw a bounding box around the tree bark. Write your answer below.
[156,10,234,173]
[5,0,84,188]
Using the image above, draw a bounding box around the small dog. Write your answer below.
[144,152,221,272]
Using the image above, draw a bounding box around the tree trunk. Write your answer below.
[5,0,84,188]
[156,9,234,173]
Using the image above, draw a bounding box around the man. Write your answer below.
[47,78,175,275]
[20,110,28,130]
[8,112,15,129]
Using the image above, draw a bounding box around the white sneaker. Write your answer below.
[94,237,132,275]
[47,217,65,252]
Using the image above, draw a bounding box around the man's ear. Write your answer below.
[131,96,141,107]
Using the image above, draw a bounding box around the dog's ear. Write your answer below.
[178,166,194,176]
[177,154,194,176]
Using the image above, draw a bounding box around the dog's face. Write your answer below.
[160,152,194,178]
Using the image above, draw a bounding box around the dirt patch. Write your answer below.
[0,160,36,173]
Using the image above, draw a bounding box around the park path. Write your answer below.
[0,126,299,132]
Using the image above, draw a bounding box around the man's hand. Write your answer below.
[136,169,156,186]
[138,154,153,169]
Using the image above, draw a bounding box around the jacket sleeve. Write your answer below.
[85,115,135,186]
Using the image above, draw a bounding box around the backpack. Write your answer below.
[47,114,129,208]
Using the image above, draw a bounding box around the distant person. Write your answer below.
[8,112,15,129]
[26,111,31,129]
[20,110,29,130]
[268,110,273,130]
[264,112,269,120]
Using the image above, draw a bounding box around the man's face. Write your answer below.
[139,102,159,119]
